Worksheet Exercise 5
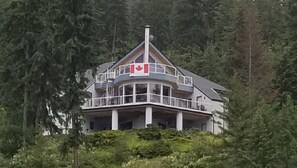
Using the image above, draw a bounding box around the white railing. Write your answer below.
[96,63,193,86]
[83,93,211,112]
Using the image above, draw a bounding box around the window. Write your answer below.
[136,84,147,102]
[163,85,170,105]
[149,55,155,63]
[119,87,123,96]
[201,123,207,131]
[90,121,94,130]
[150,84,161,102]
[135,54,144,63]
[124,84,133,103]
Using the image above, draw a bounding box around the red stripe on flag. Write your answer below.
[144,64,148,73]
[130,64,134,74]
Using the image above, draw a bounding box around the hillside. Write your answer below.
[0,127,224,168]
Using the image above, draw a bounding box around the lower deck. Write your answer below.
[82,105,213,133]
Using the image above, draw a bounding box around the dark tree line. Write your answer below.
[0,0,297,167]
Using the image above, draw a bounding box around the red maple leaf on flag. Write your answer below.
[136,65,143,71]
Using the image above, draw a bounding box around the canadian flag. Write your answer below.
[130,63,149,76]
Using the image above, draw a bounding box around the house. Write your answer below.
[82,26,227,134]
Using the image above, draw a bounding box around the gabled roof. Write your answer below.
[178,67,227,101]
[85,41,228,102]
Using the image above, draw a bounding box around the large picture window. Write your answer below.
[119,83,171,104]
[136,84,147,102]
[163,85,170,105]
[150,84,161,102]
[124,84,133,103]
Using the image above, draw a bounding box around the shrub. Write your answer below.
[133,140,172,158]
[84,130,123,149]
[137,125,161,140]
[79,150,117,168]
[161,129,183,140]
[10,137,71,168]
[122,158,163,168]
[0,153,10,168]
[0,125,23,157]
[112,136,131,164]
[191,132,223,158]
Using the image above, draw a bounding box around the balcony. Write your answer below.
[95,63,193,92]
[82,93,212,114]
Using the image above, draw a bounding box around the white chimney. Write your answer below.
[144,25,150,63]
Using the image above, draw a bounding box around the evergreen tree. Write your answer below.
[94,0,129,61]
[172,0,218,50]
[129,0,174,50]
[0,0,45,136]
[235,1,271,90]
[276,0,297,104]
[51,0,100,167]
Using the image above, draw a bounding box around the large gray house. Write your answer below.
[81,26,227,134]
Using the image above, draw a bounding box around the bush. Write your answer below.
[191,132,223,157]
[85,130,123,150]
[79,150,117,168]
[137,125,161,140]
[0,153,10,168]
[112,136,131,164]
[122,158,163,168]
[10,137,71,168]
[133,140,172,158]
[0,125,24,157]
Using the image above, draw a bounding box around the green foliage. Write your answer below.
[112,136,131,164]
[122,158,163,168]
[10,137,71,168]
[0,153,10,168]
[191,132,223,158]
[137,124,162,140]
[0,125,23,157]
[0,107,4,126]
[132,140,172,159]
[85,130,124,149]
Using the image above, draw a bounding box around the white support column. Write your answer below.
[144,25,150,63]
[112,109,118,130]
[145,106,152,127]
[176,112,183,131]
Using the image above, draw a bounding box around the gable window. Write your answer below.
[134,54,155,63]
[135,54,144,63]
[149,55,155,63]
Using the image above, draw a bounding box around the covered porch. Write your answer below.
[82,105,212,133]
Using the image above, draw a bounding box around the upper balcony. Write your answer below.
[95,63,193,92]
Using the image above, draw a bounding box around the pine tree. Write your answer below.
[235,1,270,89]
[276,0,297,104]
[129,0,174,50]
[94,0,129,61]
[172,0,217,50]
[0,0,46,136]
[51,0,99,167]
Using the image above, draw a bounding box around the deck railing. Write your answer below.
[83,93,211,112]
[96,63,193,86]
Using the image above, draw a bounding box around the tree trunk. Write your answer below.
[73,145,79,168]
[112,24,117,61]
[23,44,29,140]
